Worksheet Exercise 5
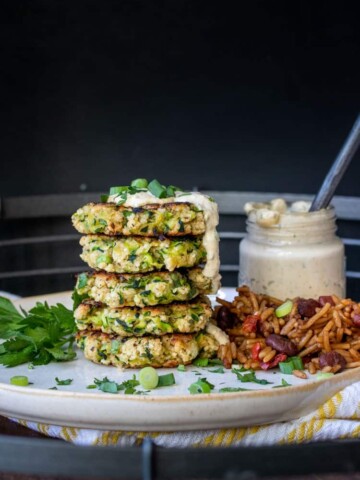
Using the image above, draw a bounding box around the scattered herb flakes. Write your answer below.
[93,375,140,395]
[49,386,58,390]
[232,368,273,385]
[273,378,292,388]
[209,367,225,374]
[188,377,214,395]
[55,377,73,386]
[86,384,97,389]
[94,377,118,394]
[219,387,253,393]
[0,297,76,367]
[177,364,186,372]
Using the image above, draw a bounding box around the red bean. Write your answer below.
[216,306,236,330]
[352,313,360,327]
[318,296,335,307]
[297,298,321,318]
[265,334,298,356]
[319,352,346,371]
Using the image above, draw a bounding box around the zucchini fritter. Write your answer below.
[76,330,219,368]
[74,296,212,337]
[72,202,205,236]
[74,268,212,308]
[80,235,206,273]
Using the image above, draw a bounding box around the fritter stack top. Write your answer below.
[72,179,228,368]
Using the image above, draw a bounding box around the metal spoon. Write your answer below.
[310,114,360,212]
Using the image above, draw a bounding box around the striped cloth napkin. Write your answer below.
[11,381,360,447]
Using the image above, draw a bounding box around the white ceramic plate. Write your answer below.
[0,290,359,431]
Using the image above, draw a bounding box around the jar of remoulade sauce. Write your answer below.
[239,200,345,299]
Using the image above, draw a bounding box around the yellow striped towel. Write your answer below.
[10,382,360,447]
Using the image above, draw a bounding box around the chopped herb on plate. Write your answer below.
[232,368,273,385]
[55,377,73,386]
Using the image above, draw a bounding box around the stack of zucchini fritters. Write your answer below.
[72,189,224,368]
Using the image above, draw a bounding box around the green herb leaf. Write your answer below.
[55,377,73,386]
[93,375,141,395]
[232,368,273,385]
[209,367,225,374]
[0,297,76,368]
[273,378,292,388]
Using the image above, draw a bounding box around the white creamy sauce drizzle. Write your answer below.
[205,323,230,345]
[107,191,221,292]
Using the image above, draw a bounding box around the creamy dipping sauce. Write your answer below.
[108,191,221,292]
[239,199,345,299]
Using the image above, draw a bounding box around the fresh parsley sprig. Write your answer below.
[0,297,76,367]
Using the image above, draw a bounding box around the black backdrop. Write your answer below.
[1,0,360,196]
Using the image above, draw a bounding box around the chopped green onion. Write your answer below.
[100,194,109,202]
[157,373,176,387]
[188,378,214,394]
[86,384,97,389]
[131,178,148,189]
[109,186,128,195]
[290,356,304,370]
[10,375,29,387]
[193,358,209,367]
[166,185,176,197]
[177,365,186,372]
[138,367,159,390]
[279,361,294,375]
[316,372,334,380]
[279,356,304,375]
[275,300,293,318]
[148,179,167,198]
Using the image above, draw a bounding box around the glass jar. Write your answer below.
[239,207,345,299]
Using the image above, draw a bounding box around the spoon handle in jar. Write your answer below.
[310,114,360,212]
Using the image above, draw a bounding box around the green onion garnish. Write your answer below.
[148,179,167,198]
[10,375,29,387]
[138,367,159,390]
[131,178,148,189]
[192,358,209,367]
[166,185,176,197]
[279,356,304,374]
[275,300,293,318]
[109,186,128,195]
[100,194,109,202]
[157,373,176,387]
[188,378,214,394]
[177,365,186,372]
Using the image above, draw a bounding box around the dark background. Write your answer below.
[1,0,360,295]
[1,0,360,196]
